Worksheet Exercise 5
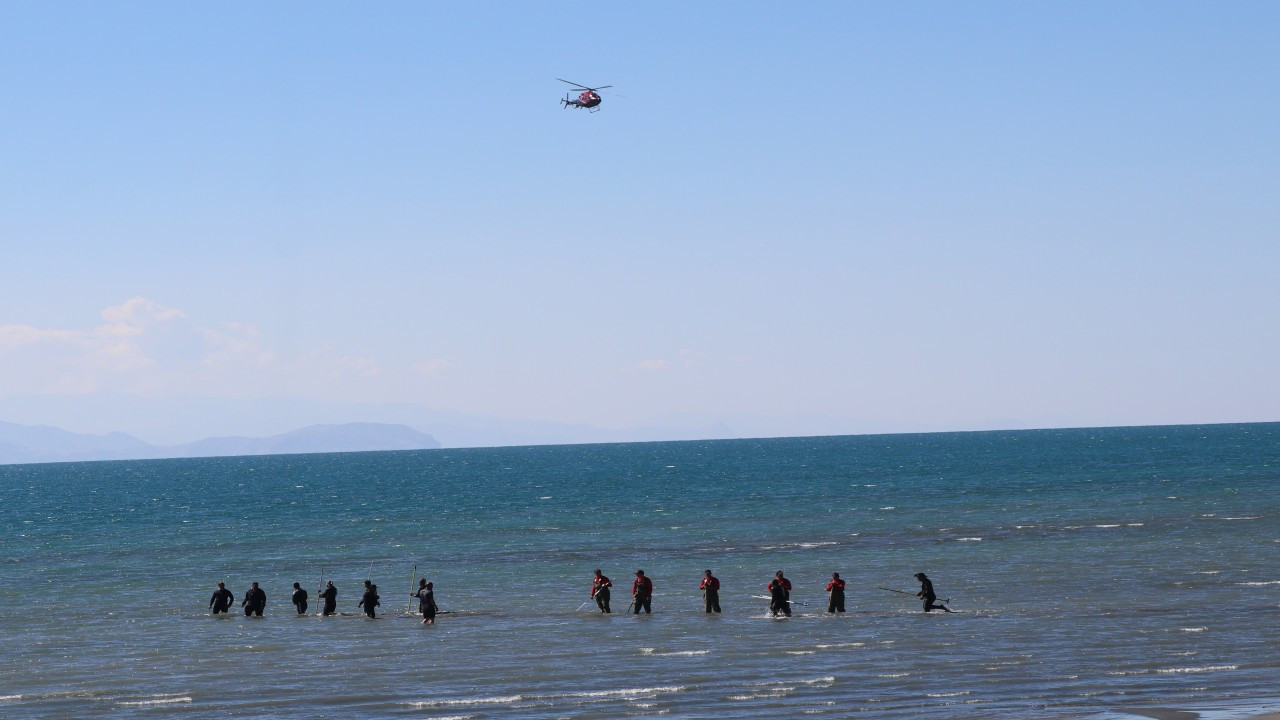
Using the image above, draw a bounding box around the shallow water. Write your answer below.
[2,424,1278,719]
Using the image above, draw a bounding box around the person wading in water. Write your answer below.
[915,572,954,613]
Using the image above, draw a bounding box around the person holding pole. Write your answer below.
[915,572,954,613]
[413,579,438,624]
[699,569,721,613]
[768,571,791,617]
[632,570,653,614]
[359,583,380,618]
[319,581,338,616]
[591,569,612,613]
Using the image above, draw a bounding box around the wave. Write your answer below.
[405,686,687,709]
[408,695,523,708]
[641,648,709,656]
[117,695,192,707]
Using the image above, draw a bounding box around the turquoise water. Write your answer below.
[1,424,1278,719]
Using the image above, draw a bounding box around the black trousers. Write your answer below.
[595,589,611,613]
[704,590,720,613]
[828,592,845,613]
[633,594,651,614]
[322,601,336,616]
[295,601,308,615]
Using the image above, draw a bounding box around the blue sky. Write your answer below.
[2,1,1277,444]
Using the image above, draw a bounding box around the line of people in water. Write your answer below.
[211,570,950,620]
[209,577,441,624]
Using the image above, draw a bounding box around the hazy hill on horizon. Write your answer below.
[0,421,441,465]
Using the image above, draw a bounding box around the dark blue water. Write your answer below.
[2,424,1278,719]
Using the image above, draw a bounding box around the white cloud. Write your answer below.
[414,358,453,374]
[0,298,395,400]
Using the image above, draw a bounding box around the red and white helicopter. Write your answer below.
[558,78,613,112]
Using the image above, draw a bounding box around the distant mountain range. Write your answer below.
[0,421,441,465]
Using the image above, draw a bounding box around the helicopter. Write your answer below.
[558,78,613,112]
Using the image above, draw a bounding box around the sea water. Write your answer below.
[1,423,1278,719]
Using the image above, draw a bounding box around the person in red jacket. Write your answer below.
[632,569,653,614]
[767,570,792,617]
[826,572,846,613]
[699,569,721,613]
[591,569,612,613]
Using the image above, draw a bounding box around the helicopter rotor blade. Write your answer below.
[557,79,614,92]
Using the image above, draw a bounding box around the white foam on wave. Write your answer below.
[0,695,22,701]
[1094,524,1121,528]
[815,642,864,649]
[956,537,982,542]
[1156,665,1237,674]
[927,691,971,698]
[1193,570,1221,575]
[1236,580,1280,586]
[785,650,815,655]
[118,696,192,707]
[408,695,524,708]
[564,686,686,700]
[1220,516,1260,521]
[797,541,838,548]
[878,673,910,678]
[1178,627,1208,632]
[407,686,687,710]
[655,650,709,657]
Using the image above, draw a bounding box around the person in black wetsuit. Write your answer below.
[915,572,954,613]
[631,570,653,614]
[242,582,266,617]
[413,579,438,624]
[768,574,791,617]
[359,583,380,618]
[209,582,234,615]
[318,581,338,616]
[591,569,612,613]
[699,569,721,614]
[826,572,846,613]
[291,582,308,615]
